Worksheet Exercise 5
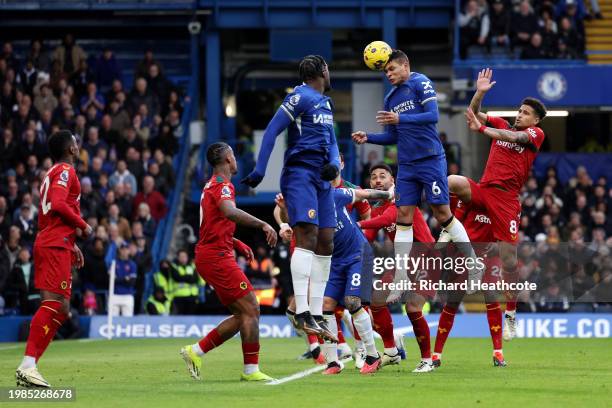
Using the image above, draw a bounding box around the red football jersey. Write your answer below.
[196,174,236,256]
[35,162,87,250]
[360,200,434,243]
[480,115,545,194]
[455,199,494,243]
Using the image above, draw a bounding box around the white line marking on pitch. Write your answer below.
[0,345,20,351]
[266,356,353,385]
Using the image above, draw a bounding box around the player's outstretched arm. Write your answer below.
[353,188,393,202]
[241,108,292,188]
[465,108,530,144]
[220,200,278,247]
[351,130,397,146]
[469,68,496,122]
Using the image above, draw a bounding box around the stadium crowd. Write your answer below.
[459,0,599,59]
[0,35,185,317]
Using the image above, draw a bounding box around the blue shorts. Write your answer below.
[324,244,373,304]
[396,154,449,206]
[280,165,336,228]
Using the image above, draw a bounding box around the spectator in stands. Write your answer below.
[109,159,138,195]
[147,63,172,106]
[512,0,539,48]
[0,197,11,240]
[34,83,58,115]
[95,47,122,94]
[130,237,151,313]
[246,246,274,288]
[154,149,175,187]
[0,129,18,172]
[12,204,35,248]
[28,39,50,73]
[83,126,107,159]
[135,49,162,79]
[128,77,159,118]
[558,17,583,58]
[521,32,548,59]
[53,34,87,75]
[16,58,37,97]
[539,18,559,58]
[162,89,183,119]
[82,237,109,294]
[170,249,198,315]
[459,0,490,58]
[101,204,131,241]
[105,79,124,105]
[6,247,37,315]
[0,236,10,308]
[558,0,586,38]
[111,242,137,316]
[119,126,144,155]
[132,175,167,221]
[2,42,18,70]
[108,98,131,134]
[136,202,157,239]
[488,0,511,48]
[80,82,105,115]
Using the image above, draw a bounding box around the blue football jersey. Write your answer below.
[383,72,444,163]
[279,84,336,168]
[332,188,368,262]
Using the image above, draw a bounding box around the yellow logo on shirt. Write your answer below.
[240,282,248,290]
[60,281,68,290]
[308,209,316,219]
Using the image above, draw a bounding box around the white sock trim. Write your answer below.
[192,343,205,356]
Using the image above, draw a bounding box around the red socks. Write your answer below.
[371,305,395,348]
[198,328,224,353]
[242,342,260,365]
[486,302,503,350]
[25,300,67,361]
[505,300,517,313]
[407,311,432,359]
[434,305,457,354]
[334,306,346,344]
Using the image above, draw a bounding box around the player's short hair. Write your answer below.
[298,55,327,83]
[48,130,74,162]
[206,142,231,167]
[370,162,394,177]
[387,50,409,66]
[521,97,547,120]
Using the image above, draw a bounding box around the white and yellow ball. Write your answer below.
[363,41,392,71]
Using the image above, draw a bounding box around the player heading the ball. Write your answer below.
[352,49,481,304]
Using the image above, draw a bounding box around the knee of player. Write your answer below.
[343,296,362,313]
[432,206,452,223]
[500,254,518,271]
[323,297,337,312]
[405,299,425,313]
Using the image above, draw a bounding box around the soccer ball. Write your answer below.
[363,41,392,71]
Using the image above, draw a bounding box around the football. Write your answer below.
[363,40,392,71]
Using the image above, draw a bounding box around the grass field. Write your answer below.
[1,337,611,408]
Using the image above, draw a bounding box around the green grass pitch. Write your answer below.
[1,337,611,407]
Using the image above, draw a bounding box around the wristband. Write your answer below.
[280,223,290,229]
[478,125,487,134]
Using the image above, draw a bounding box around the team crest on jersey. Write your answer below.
[220,185,231,198]
[240,282,248,290]
[60,281,68,290]
[289,94,301,106]
[308,209,316,219]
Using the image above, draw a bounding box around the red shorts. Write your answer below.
[468,178,521,244]
[195,253,254,306]
[34,246,73,299]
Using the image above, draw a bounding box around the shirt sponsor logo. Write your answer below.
[495,140,525,154]
[422,81,435,95]
[474,214,491,224]
[313,113,333,125]
[392,100,415,114]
